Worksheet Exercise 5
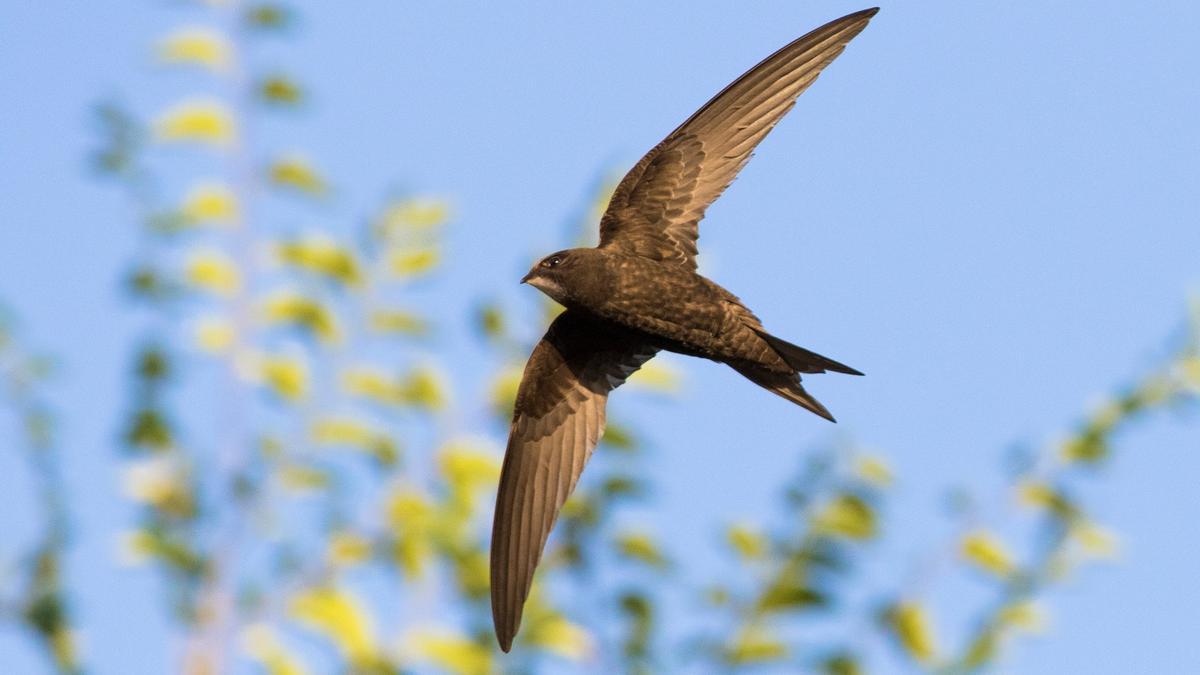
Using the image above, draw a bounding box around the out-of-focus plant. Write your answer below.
[0,309,81,674]
[920,303,1200,672]
[65,1,1200,673]
[92,2,675,673]
[691,302,1199,673]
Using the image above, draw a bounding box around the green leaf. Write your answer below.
[125,409,173,450]
[600,474,645,500]
[820,652,864,675]
[244,3,292,30]
[601,422,637,450]
[614,532,670,569]
[758,583,827,613]
[259,75,304,105]
[474,301,505,339]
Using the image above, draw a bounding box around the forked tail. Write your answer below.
[754,329,863,376]
[730,363,837,422]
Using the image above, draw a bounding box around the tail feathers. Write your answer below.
[754,329,863,376]
[731,364,836,422]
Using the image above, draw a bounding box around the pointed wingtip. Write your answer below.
[494,612,515,652]
[492,578,517,652]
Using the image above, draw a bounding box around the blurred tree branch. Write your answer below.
[0,309,82,674]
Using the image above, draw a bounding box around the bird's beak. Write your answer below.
[520,270,534,284]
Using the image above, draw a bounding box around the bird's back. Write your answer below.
[588,253,790,371]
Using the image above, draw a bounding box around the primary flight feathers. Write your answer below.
[600,7,880,270]
[492,8,878,652]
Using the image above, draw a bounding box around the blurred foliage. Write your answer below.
[2,1,1196,673]
[0,310,81,674]
[89,1,665,673]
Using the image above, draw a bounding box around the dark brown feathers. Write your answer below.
[599,8,879,270]
[493,8,877,651]
[491,311,657,651]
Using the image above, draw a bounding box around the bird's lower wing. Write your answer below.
[491,310,657,651]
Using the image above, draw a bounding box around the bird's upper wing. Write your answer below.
[491,310,658,652]
[598,8,879,270]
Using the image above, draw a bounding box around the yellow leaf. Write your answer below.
[289,587,377,664]
[402,628,491,675]
[525,616,593,661]
[327,532,373,567]
[1072,521,1121,559]
[310,417,375,447]
[854,455,893,487]
[339,364,446,409]
[960,530,1016,577]
[615,531,669,568]
[117,530,157,567]
[396,365,447,410]
[259,355,309,401]
[378,198,451,235]
[998,600,1048,634]
[489,366,523,417]
[241,623,310,675]
[724,627,788,665]
[452,549,490,599]
[261,293,341,343]
[726,523,767,560]
[1017,480,1051,507]
[154,99,234,146]
[178,182,238,225]
[310,417,398,465]
[813,494,876,540]
[185,249,240,295]
[388,248,439,277]
[369,310,429,336]
[341,367,395,405]
[275,236,361,285]
[277,465,328,492]
[1139,373,1175,406]
[439,440,500,494]
[48,628,78,672]
[385,490,433,577]
[268,155,327,196]
[194,316,234,353]
[157,27,230,71]
[1179,356,1200,391]
[887,601,938,664]
[121,457,193,516]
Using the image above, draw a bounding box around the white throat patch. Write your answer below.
[527,276,568,304]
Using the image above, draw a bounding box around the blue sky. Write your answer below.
[2,1,1198,672]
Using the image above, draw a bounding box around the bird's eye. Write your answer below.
[541,255,563,268]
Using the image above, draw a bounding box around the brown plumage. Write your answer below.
[492,8,877,651]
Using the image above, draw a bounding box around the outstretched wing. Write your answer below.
[491,310,658,652]
[598,8,879,269]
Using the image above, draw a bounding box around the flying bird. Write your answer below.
[492,8,878,651]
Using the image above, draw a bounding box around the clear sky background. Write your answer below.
[2,1,1198,673]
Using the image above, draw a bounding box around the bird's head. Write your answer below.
[521,249,586,305]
